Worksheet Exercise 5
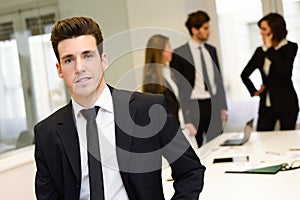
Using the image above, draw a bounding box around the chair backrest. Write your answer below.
[16,130,34,149]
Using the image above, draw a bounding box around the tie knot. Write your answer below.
[80,106,99,121]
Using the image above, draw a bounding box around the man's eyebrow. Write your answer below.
[82,49,97,54]
[60,50,96,60]
[61,54,73,60]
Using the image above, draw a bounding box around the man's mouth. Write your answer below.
[75,77,91,83]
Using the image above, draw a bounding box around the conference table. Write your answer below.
[162,130,300,200]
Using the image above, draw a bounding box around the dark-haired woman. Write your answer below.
[241,13,299,131]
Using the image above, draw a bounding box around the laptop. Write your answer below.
[220,119,254,146]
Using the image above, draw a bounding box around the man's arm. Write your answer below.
[34,126,59,200]
[159,98,205,199]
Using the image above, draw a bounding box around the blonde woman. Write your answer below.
[143,34,197,147]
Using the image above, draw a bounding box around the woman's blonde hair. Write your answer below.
[142,34,169,93]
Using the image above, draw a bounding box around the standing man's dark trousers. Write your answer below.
[192,98,223,147]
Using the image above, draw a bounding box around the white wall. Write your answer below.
[123,0,220,90]
[0,146,35,200]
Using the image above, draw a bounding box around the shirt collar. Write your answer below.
[274,39,288,50]
[72,84,113,117]
[189,39,205,49]
[262,39,288,51]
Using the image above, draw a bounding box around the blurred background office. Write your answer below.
[0,0,299,154]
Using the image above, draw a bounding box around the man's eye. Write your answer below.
[64,58,73,64]
[85,53,94,59]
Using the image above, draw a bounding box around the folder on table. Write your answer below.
[225,164,282,174]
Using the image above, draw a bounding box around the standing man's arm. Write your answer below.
[209,45,228,120]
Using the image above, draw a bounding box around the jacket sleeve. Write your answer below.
[265,42,298,79]
[34,126,60,200]
[159,97,206,200]
[210,46,228,110]
[241,48,262,96]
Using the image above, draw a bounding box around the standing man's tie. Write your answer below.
[81,107,105,200]
[199,46,210,92]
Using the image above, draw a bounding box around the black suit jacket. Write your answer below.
[241,41,299,114]
[170,43,227,124]
[143,79,181,126]
[34,86,205,200]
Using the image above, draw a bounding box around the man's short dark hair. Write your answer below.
[185,10,210,36]
[51,16,104,62]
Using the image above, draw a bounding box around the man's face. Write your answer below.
[193,22,210,42]
[56,35,107,103]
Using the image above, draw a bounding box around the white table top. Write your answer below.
[163,130,300,200]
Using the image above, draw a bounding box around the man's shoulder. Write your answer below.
[112,88,165,104]
[35,103,71,130]
[174,43,189,53]
[204,43,216,51]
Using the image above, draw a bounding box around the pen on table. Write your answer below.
[289,148,300,151]
[213,156,249,163]
[265,151,282,155]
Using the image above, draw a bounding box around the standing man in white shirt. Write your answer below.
[170,10,228,147]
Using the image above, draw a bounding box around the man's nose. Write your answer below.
[75,58,85,73]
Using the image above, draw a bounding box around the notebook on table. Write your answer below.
[225,163,282,174]
[220,119,254,146]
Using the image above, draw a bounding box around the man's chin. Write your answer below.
[72,89,98,99]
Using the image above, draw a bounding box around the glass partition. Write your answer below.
[283,0,300,108]
[0,1,66,154]
[0,39,27,152]
[215,0,263,130]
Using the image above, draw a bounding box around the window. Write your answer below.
[283,0,300,105]
[0,21,14,41]
[0,39,27,151]
[0,7,66,153]
[25,13,55,36]
[215,0,263,130]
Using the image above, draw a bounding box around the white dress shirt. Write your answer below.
[73,85,129,200]
[162,66,185,128]
[188,39,216,99]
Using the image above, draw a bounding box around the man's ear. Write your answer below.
[101,53,108,71]
[191,27,198,35]
[56,63,63,78]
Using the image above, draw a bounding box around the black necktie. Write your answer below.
[81,107,105,200]
[199,47,210,91]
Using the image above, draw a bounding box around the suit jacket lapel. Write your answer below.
[109,86,135,180]
[184,43,195,66]
[56,102,81,184]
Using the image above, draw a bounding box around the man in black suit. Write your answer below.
[34,16,205,200]
[170,10,228,147]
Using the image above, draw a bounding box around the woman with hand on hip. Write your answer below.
[241,13,299,131]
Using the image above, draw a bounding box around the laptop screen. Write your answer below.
[242,119,254,143]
